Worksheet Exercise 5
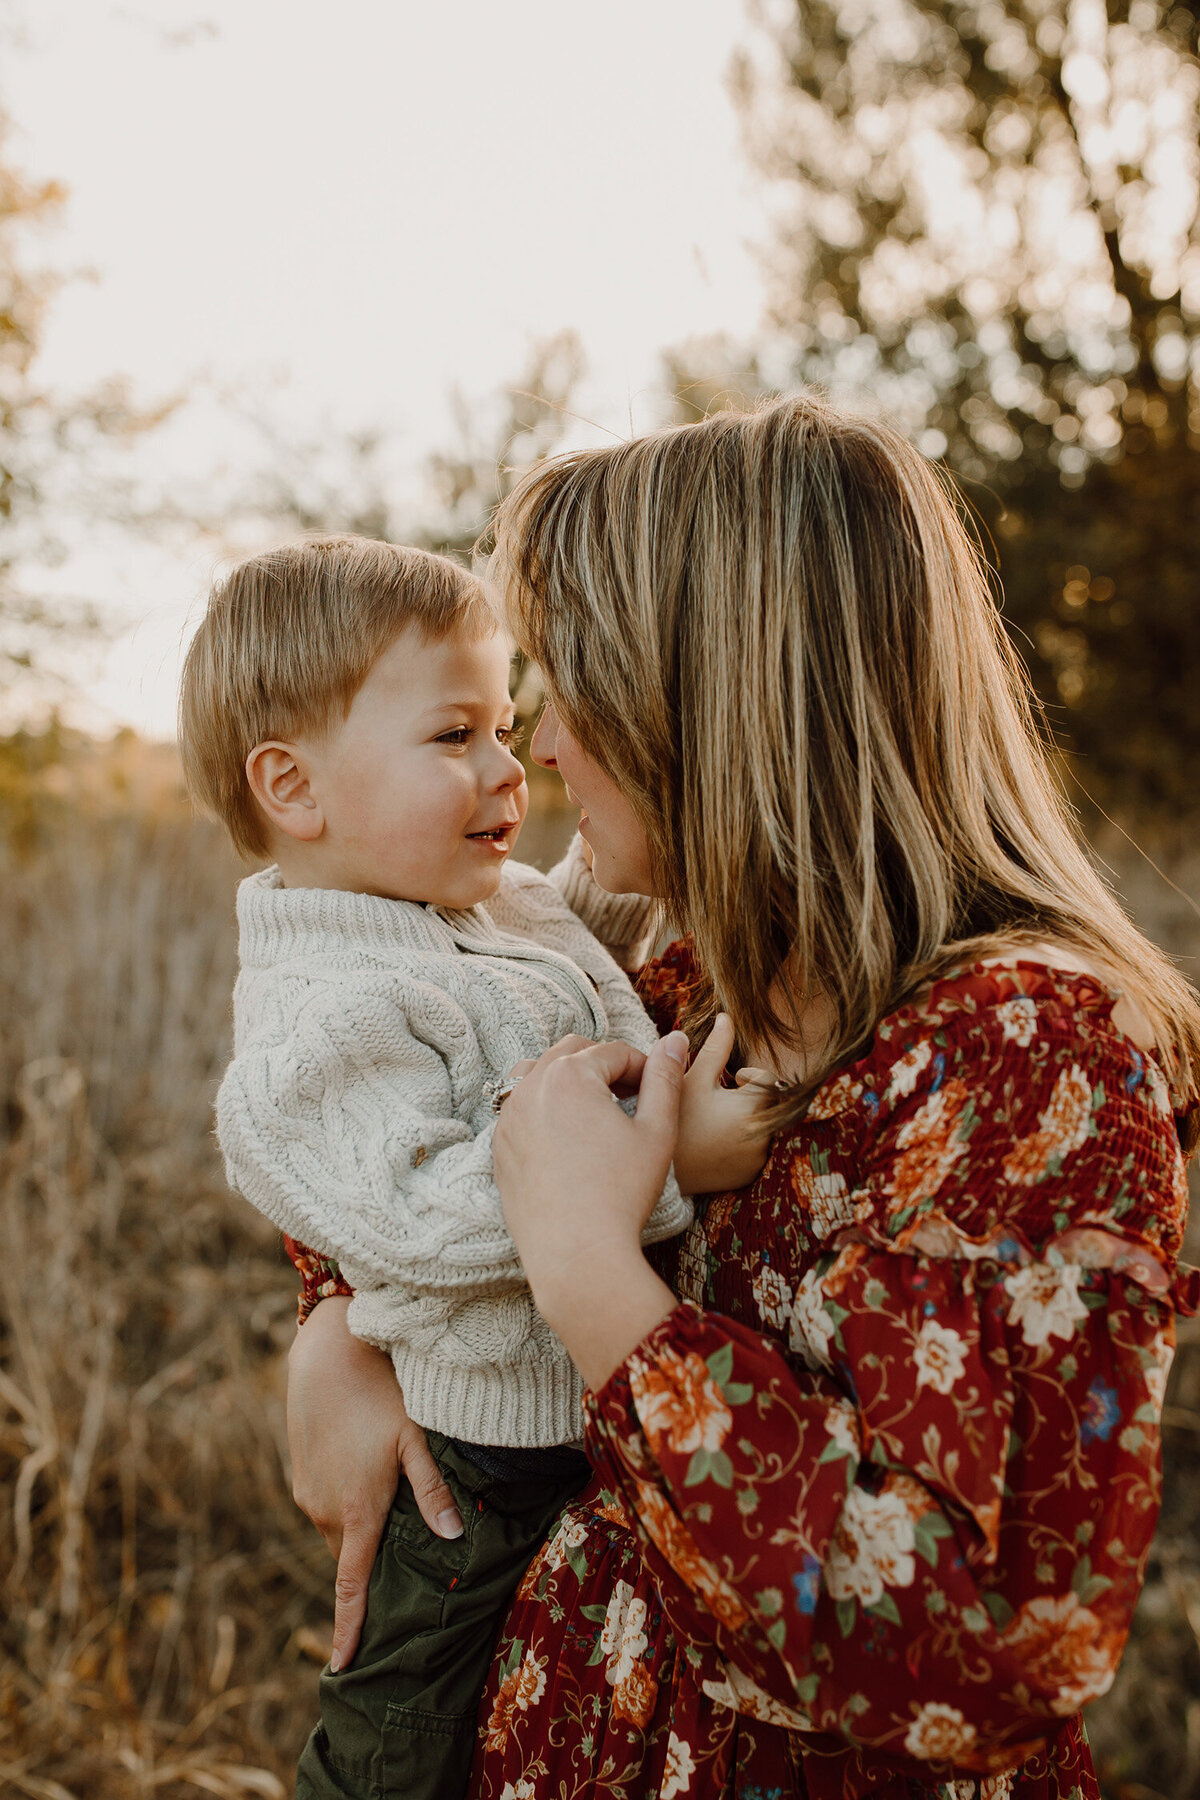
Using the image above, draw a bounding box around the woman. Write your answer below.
[287,395,1199,1798]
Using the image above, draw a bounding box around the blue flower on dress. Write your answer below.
[1081,1376,1121,1443]
[792,1554,822,1614]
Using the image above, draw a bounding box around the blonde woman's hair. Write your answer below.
[492,393,1200,1146]
[179,535,492,860]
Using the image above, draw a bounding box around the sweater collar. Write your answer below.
[235,865,502,967]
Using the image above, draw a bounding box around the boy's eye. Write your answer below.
[498,723,525,748]
[436,727,470,746]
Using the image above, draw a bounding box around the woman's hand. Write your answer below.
[286,1296,463,1671]
[674,1014,777,1195]
[492,1032,688,1391]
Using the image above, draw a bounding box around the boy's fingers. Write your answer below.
[686,1013,735,1088]
[329,1513,384,1672]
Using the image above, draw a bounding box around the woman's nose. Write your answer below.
[530,702,558,769]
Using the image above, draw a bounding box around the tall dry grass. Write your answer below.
[0,754,1196,1798]
[0,805,329,1798]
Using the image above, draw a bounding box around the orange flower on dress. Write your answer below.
[1002,1063,1092,1186]
[636,1481,749,1633]
[807,1070,864,1119]
[886,1078,971,1217]
[611,1656,659,1729]
[1002,1592,1119,1714]
[485,1649,547,1752]
[594,1492,632,1531]
[628,1344,732,1459]
[486,1668,523,1753]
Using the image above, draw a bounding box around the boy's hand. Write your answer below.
[673,1014,777,1195]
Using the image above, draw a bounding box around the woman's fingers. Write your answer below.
[632,1031,690,1142]
[326,1436,462,1674]
[398,1424,463,1542]
[505,1036,650,1104]
[529,1034,595,1065]
[329,1505,386,1672]
[570,1036,650,1094]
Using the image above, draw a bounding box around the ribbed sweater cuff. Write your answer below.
[389,1347,586,1448]
[549,836,660,969]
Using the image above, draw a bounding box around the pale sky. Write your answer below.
[7,0,768,738]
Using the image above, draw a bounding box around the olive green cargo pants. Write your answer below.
[295,1433,588,1800]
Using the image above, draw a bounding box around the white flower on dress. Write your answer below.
[792,1163,856,1238]
[1003,1261,1090,1348]
[499,1782,536,1800]
[887,1038,933,1100]
[662,1732,696,1798]
[788,1267,837,1371]
[981,1774,1016,1800]
[542,1512,589,1572]
[825,1481,919,1607]
[995,996,1039,1046]
[824,1399,860,1458]
[1143,1329,1175,1416]
[913,1318,968,1395]
[702,1659,815,1728]
[1144,1059,1172,1115]
[903,1701,978,1761]
[751,1262,793,1329]
[600,1580,648,1685]
[934,1777,1014,1800]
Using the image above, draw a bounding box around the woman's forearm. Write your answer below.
[537,1246,678,1393]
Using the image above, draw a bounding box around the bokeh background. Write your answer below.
[1,2,1198,1795]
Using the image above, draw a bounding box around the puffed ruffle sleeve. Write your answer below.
[584,997,1196,1787]
[285,1237,352,1323]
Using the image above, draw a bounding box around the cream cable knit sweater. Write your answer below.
[216,837,691,1447]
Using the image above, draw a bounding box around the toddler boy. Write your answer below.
[179,535,692,1800]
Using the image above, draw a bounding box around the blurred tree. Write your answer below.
[716,0,1200,822]
[0,99,170,707]
[231,331,585,564]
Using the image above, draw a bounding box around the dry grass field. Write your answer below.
[0,737,1197,1799]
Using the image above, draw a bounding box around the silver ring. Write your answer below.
[486,1075,524,1114]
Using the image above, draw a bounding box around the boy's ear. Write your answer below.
[245,741,325,843]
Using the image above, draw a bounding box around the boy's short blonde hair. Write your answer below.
[179,535,492,859]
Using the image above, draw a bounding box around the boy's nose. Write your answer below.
[490,745,525,792]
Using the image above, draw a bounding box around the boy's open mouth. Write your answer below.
[466,824,515,842]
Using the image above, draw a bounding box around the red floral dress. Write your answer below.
[290,950,1197,1800]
